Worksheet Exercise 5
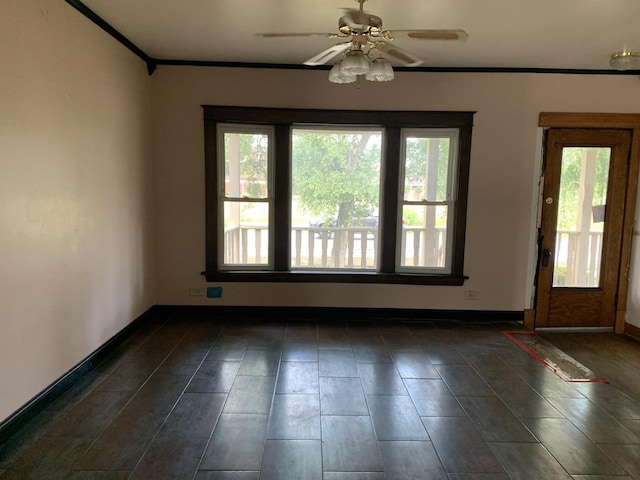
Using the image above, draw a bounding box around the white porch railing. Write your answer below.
[554,230,603,287]
[223,225,447,269]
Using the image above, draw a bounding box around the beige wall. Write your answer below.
[0,1,154,421]
[151,67,640,317]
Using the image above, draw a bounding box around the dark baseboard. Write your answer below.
[0,305,161,445]
[625,322,640,341]
[155,304,525,323]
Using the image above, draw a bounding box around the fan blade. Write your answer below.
[303,43,351,66]
[375,41,423,67]
[256,32,338,38]
[383,29,469,41]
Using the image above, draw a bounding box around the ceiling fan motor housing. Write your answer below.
[338,11,383,35]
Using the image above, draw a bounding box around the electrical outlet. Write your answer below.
[207,286,223,298]
[189,287,205,296]
[464,290,480,300]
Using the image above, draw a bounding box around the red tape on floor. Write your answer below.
[503,330,608,383]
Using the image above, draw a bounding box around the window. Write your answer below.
[204,107,474,285]
[218,125,273,269]
[399,129,459,273]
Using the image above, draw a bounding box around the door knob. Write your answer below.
[542,249,551,266]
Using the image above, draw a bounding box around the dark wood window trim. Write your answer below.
[203,106,474,285]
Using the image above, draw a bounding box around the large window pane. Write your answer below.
[290,128,382,270]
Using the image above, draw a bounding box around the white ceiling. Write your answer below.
[78,0,640,71]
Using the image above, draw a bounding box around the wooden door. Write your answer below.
[536,128,631,328]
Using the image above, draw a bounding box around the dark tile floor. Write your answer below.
[2,313,640,479]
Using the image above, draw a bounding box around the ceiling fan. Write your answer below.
[257,0,468,83]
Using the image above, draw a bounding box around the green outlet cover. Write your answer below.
[207,286,223,298]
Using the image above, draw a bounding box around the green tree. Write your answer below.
[292,130,381,226]
[292,129,381,266]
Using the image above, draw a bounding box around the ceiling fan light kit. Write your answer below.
[328,60,357,83]
[260,0,468,84]
[609,50,640,71]
[341,49,371,75]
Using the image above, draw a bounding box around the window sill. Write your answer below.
[202,270,467,286]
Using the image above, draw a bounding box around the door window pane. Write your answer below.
[553,147,610,287]
[290,128,382,270]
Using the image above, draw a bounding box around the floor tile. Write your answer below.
[321,416,383,472]
[247,323,285,349]
[569,476,633,480]
[276,362,319,394]
[322,474,385,480]
[620,418,640,437]
[156,345,210,375]
[446,474,510,480]
[434,365,495,396]
[206,342,248,361]
[259,439,322,480]
[523,417,626,476]
[547,397,640,444]
[489,442,573,479]
[119,373,191,418]
[8,317,640,480]
[44,371,107,412]
[378,440,447,479]
[457,396,537,442]
[282,340,318,361]
[224,375,276,414]
[74,413,165,470]
[421,417,505,474]
[238,348,281,376]
[157,392,225,438]
[509,364,585,398]
[195,472,259,479]
[200,413,268,470]
[404,378,465,417]
[0,411,58,471]
[319,349,358,377]
[357,362,407,395]
[421,343,468,365]
[573,382,640,420]
[65,472,132,480]
[284,320,317,341]
[266,394,320,439]
[597,444,640,478]
[352,342,393,363]
[319,377,368,415]
[392,351,440,379]
[186,361,241,393]
[0,437,92,480]
[129,436,207,480]
[366,395,428,440]
[317,324,351,349]
[44,389,132,438]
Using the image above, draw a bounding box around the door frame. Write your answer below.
[532,113,640,333]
